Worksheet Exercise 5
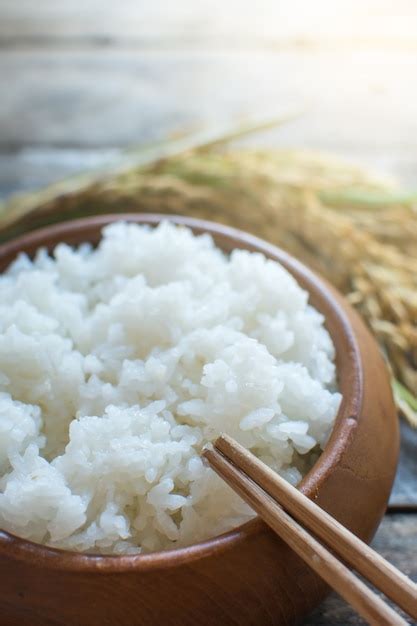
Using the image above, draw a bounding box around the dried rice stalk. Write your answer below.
[0,146,415,425]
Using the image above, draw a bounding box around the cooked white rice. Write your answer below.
[0,221,341,554]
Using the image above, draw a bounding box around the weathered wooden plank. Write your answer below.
[390,421,417,508]
[0,148,123,199]
[1,0,417,46]
[1,49,417,158]
[303,513,417,625]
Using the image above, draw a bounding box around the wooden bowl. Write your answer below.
[0,214,399,626]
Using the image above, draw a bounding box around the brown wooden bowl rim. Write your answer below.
[0,214,362,572]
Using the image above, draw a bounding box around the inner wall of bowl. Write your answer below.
[0,214,362,564]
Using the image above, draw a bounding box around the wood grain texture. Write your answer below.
[0,214,399,626]
[303,514,417,625]
[391,422,417,508]
[1,0,417,45]
[1,48,417,151]
[204,445,409,625]
[0,149,123,199]
[1,1,417,201]
[207,435,417,619]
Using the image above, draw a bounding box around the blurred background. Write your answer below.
[1,0,417,198]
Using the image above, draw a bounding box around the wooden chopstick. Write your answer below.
[212,433,417,621]
[203,445,405,626]
[202,436,416,626]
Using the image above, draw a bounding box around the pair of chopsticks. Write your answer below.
[202,434,417,626]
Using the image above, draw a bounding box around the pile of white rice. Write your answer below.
[0,221,341,554]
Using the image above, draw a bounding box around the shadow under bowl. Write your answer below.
[0,214,399,626]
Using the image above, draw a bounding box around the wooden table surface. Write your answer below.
[0,2,416,624]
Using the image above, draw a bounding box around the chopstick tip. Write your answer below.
[201,442,215,466]
[214,432,232,448]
